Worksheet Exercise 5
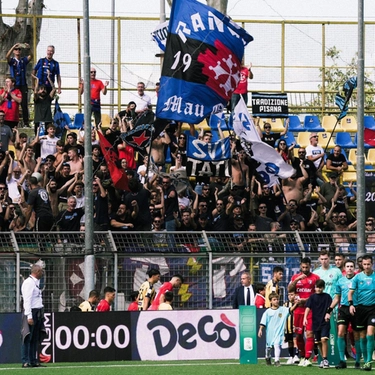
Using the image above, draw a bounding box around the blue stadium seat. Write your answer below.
[72,113,84,129]
[335,132,356,149]
[288,115,305,132]
[364,116,375,130]
[303,115,324,132]
[280,131,298,147]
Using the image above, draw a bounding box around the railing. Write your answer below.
[1,14,375,116]
[0,230,367,313]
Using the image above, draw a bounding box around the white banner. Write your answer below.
[136,310,239,360]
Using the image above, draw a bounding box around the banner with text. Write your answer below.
[186,136,231,177]
[251,92,288,118]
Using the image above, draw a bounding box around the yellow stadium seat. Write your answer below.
[340,116,358,133]
[318,132,335,149]
[296,132,311,148]
[348,148,370,166]
[322,116,342,132]
[367,148,375,166]
[8,144,17,160]
[101,113,111,127]
[342,171,357,183]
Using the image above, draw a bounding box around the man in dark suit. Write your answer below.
[232,272,256,308]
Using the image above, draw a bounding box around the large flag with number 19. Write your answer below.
[156,0,253,124]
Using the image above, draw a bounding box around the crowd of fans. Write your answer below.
[0,43,371,245]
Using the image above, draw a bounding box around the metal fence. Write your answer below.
[1,14,375,115]
[0,230,367,314]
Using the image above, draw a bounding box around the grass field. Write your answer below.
[0,358,361,375]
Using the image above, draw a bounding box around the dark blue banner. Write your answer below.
[156,0,253,124]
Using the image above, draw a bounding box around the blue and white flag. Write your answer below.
[186,136,231,177]
[209,112,232,131]
[233,98,295,186]
[335,76,357,121]
[151,21,169,51]
[156,0,253,124]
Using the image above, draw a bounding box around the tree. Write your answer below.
[0,0,45,83]
[308,46,375,114]
[167,0,228,15]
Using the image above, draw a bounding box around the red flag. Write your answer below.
[98,132,129,191]
[365,128,375,147]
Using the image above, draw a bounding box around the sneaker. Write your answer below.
[303,359,313,367]
[313,354,319,363]
[335,360,347,369]
[319,360,324,368]
[293,355,300,364]
[274,361,281,367]
[354,361,360,369]
[287,357,294,365]
[323,359,330,369]
[362,362,372,371]
[266,358,272,366]
[298,358,306,367]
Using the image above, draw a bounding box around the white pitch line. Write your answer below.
[0,362,239,371]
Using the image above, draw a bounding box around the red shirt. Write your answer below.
[0,88,22,122]
[90,79,105,101]
[96,299,110,312]
[149,282,173,311]
[291,272,320,313]
[233,67,249,94]
[127,301,138,311]
[255,294,266,308]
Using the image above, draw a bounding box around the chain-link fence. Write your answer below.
[0,230,367,313]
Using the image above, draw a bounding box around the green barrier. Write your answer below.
[239,305,258,364]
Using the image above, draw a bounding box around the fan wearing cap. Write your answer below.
[196,213,213,231]
[306,133,325,182]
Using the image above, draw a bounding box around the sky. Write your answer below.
[2,0,375,21]
[2,0,374,115]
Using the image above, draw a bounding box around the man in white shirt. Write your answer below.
[21,264,45,368]
[133,81,151,113]
[306,132,325,182]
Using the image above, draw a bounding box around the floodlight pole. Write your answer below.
[83,0,95,298]
[356,0,365,257]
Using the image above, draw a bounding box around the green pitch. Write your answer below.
[0,358,359,374]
